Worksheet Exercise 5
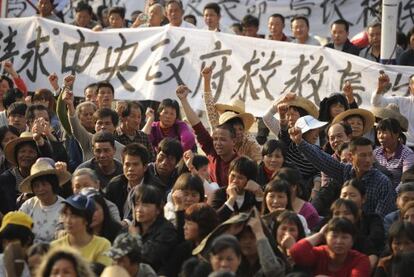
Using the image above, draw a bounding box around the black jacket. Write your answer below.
[325,39,360,56]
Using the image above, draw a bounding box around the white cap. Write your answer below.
[295,115,328,133]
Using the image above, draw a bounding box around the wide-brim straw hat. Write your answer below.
[372,103,409,132]
[215,99,246,115]
[287,96,319,119]
[19,158,72,193]
[218,111,255,131]
[332,108,375,135]
[4,132,36,166]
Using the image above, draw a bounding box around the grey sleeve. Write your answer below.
[256,238,285,277]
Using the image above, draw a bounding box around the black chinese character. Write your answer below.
[337,61,365,105]
[145,37,190,86]
[17,26,50,82]
[320,0,348,25]
[97,33,139,92]
[0,26,19,63]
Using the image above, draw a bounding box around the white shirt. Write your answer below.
[371,93,414,146]
[168,20,196,28]
[20,196,64,243]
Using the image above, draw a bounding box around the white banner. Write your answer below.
[0,17,413,116]
[5,0,414,38]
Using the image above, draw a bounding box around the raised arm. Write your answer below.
[176,85,200,126]
[202,66,220,129]
[142,108,155,135]
[3,60,28,95]
[56,75,75,135]
[371,73,398,107]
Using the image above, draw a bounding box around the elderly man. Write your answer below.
[166,0,195,28]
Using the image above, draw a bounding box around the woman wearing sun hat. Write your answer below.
[19,157,71,243]
[331,108,375,140]
[201,66,262,162]
[52,194,112,267]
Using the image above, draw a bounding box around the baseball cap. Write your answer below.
[295,115,327,133]
[63,194,95,221]
[106,233,142,259]
[0,211,33,233]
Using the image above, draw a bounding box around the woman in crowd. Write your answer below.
[402,200,414,224]
[332,108,375,140]
[36,246,95,277]
[257,140,295,188]
[52,194,112,267]
[19,158,71,243]
[374,118,414,188]
[375,221,414,277]
[27,243,50,277]
[262,178,310,234]
[132,184,178,273]
[146,98,196,152]
[276,167,320,229]
[32,88,61,138]
[0,125,19,173]
[290,217,371,277]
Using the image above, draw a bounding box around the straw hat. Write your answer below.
[4,132,36,166]
[286,96,319,119]
[19,158,72,193]
[218,111,255,131]
[372,103,409,132]
[215,99,246,115]
[331,108,375,135]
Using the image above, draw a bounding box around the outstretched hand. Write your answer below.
[288,127,303,145]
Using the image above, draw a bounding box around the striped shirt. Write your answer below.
[298,140,396,217]
[374,144,414,188]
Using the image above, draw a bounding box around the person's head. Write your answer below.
[402,201,414,224]
[148,3,164,26]
[86,192,111,231]
[84,83,98,104]
[76,101,97,132]
[209,235,242,273]
[348,137,374,173]
[94,108,118,133]
[30,173,60,203]
[388,221,414,256]
[0,211,34,250]
[74,1,93,27]
[92,131,116,167]
[96,81,114,109]
[36,247,94,277]
[319,93,349,122]
[166,0,184,27]
[263,179,293,214]
[230,23,243,35]
[262,139,286,173]
[241,14,259,37]
[343,114,366,138]
[330,198,360,224]
[120,101,143,131]
[155,137,183,177]
[184,14,197,26]
[324,217,356,256]
[295,115,327,145]
[397,183,414,211]
[203,2,221,30]
[37,0,54,16]
[330,19,350,46]
[338,142,351,163]
[291,15,310,43]
[275,210,306,247]
[0,75,13,97]
[286,105,308,128]
[122,143,149,184]
[184,203,219,242]
[71,168,100,194]
[27,243,50,276]
[33,88,56,112]
[367,21,381,48]
[377,118,402,149]
[7,102,27,133]
[0,125,19,149]
[327,123,352,153]
[275,167,303,199]
[228,156,257,194]
[192,154,210,180]
[14,140,39,169]
[61,194,95,235]
[25,104,51,129]
[108,6,125,28]
[340,179,366,210]
[133,185,164,225]
[157,98,180,128]
[173,173,205,208]
[3,88,24,109]
[108,233,143,277]
[268,14,285,38]
[213,123,236,157]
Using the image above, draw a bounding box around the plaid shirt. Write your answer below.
[114,127,156,162]
[374,144,414,188]
[298,140,396,217]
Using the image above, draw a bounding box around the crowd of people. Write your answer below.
[1,0,414,276]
